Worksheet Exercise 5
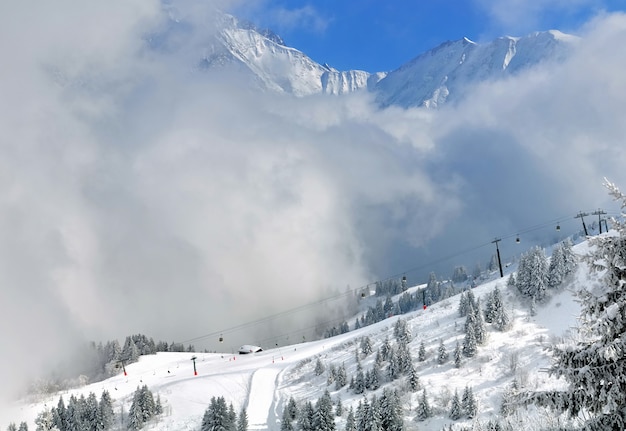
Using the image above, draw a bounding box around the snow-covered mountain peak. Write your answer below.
[374,30,578,108]
[159,10,580,107]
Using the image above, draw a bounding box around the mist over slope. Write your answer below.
[3,1,626,413]
[1,237,589,429]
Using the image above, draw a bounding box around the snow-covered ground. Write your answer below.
[3,243,589,430]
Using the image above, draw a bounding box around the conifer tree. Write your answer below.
[527,181,626,429]
[417,341,426,362]
[380,389,404,431]
[360,336,373,357]
[368,395,382,431]
[345,407,356,431]
[516,246,548,301]
[437,339,449,364]
[354,361,366,394]
[449,390,462,420]
[97,390,114,431]
[280,408,294,431]
[458,291,470,317]
[380,337,392,361]
[387,349,399,381]
[237,408,248,431]
[454,341,462,368]
[415,389,431,421]
[286,397,298,421]
[547,239,577,290]
[335,363,347,390]
[356,398,369,431]
[463,312,478,357]
[313,390,335,431]
[492,286,511,332]
[393,319,411,345]
[35,409,55,431]
[314,357,325,376]
[474,299,487,345]
[335,397,343,417]
[407,363,420,392]
[298,401,315,431]
[201,396,231,431]
[462,386,478,418]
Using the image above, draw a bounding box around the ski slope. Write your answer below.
[3,243,588,430]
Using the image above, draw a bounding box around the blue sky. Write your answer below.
[232,0,625,71]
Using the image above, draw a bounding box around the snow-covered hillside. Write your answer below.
[3,241,590,430]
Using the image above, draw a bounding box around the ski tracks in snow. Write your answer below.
[245,363,288,430]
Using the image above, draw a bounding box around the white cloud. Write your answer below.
[473,0,606,35]
[3,0,626,416]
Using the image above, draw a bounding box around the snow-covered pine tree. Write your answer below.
[426,272,439,302]
[397,342,412,374]
[393,319,411,345]
[474,299,487,345]
[65,395,83,431]
[463,309,478,357]
[201,396,230,431]
[417,341,426,362]
[516,246,548,301]
[237,408,248,431]
[507,273,515,289]
[84,392,99,429]
[407,363,420,392]
[335,397,343,417]
[462,386,478,418]
[367,365,381,390]
[452,266,468,283]
[387,348,399,381]
[415,389,431,421]
[314,357,325,376]
[547,239,578,289]
[297,401,315,431]
[383,296,394,317]
[97,390,114,431]
[492,286,511,331]
[381,337,392,361]
[368,395,382,431]
[484,290,496,323]
[53,396,68,431]
[454,341,462,368]
[354,361,366,394]
[526,181,626,429]
[335,363,347,390]
[360,336,373,356]
[345,407,356,431]
[356,398,369,431]
[280,408,294,431]
[379,389,404,431]
[228,403,237,430]
[437,339,449,364]
[286,397,298,421]
[458,291,469,317]
[313,390,335,431]
[17,423,28,431]
[34,409,55,431]
[449,390,462,420]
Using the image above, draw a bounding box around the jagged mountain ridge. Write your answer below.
[194,12,578,107]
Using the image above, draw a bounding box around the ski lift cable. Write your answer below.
[178,211,620,347]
